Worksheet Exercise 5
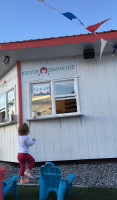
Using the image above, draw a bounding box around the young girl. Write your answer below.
[17,123,36,184]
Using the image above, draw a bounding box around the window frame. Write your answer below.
[0,86,16,124]
[53,78,78,115]
[28,77,81,120]
[31,81,52,116]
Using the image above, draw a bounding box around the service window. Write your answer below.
[8,89,15,121]
[0,94,6,122]
[31,78,80,118]
[54,80,77,114]
[0,88,16,123]
[32,83,52,116]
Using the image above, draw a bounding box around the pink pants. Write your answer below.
[17,153,35,176]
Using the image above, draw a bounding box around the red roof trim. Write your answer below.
[0,31,117,51]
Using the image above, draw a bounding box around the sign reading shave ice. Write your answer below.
[21,59,77,81]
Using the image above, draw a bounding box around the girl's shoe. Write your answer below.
[20,178,29,184]
[24,171,34,179]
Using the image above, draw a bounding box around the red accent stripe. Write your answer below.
[17,61,23,126]
[0,31,116,51]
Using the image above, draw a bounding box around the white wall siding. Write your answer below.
[0,66,18,162]
[89,58,107,158]
[103,55,117,156]
[27,54,117,162]
[1,55,117,162]
[79,59,99,159]
[52,119,63,161]
[111,56,117,151]
[96,56,117,158]
[0,124,18,162]
[68,117,80,160]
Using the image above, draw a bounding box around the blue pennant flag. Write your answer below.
[62,12,84,26]
[113,45,117,49]
[62,12,77,20]
[113,45,117,54]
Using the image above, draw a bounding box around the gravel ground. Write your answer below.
[1,159,117,187]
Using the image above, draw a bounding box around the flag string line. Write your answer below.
[42,1,85,27]
[94,33,113,46]
[38,1,115,54]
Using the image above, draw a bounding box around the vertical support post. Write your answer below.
[0,165,7,200]
[17,61,23,126]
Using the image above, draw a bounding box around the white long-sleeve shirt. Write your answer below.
[18,135,35,153]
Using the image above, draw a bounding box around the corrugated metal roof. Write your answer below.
[0,30,117,45]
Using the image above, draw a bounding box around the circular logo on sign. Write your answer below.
[40,67,48,74]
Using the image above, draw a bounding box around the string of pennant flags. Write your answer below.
[38,0,117,59]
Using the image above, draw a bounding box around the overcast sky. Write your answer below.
[0,0,117,43]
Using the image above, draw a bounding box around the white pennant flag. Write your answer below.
[100,38,107,59]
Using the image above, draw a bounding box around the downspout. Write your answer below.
[17,61,23,126]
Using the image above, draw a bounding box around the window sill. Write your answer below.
[27,112,83,121]
[0,121,17,127]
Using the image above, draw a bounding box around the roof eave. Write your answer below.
[0,30,117,51]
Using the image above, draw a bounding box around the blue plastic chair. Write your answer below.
[37,162,74,200]
[2,175,18,200]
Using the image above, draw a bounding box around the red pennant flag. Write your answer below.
[86,18,111,33]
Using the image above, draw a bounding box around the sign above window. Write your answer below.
[22,59,77,82]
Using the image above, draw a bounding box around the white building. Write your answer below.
[0,30,117,163]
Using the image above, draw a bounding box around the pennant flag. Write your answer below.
[100,38,107,59]
[38,1,84,27]
[62,12,77,20]
[86,18,111,33]
[113,44,117,49]
[62,12,84,26]
[112,45,117,55]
